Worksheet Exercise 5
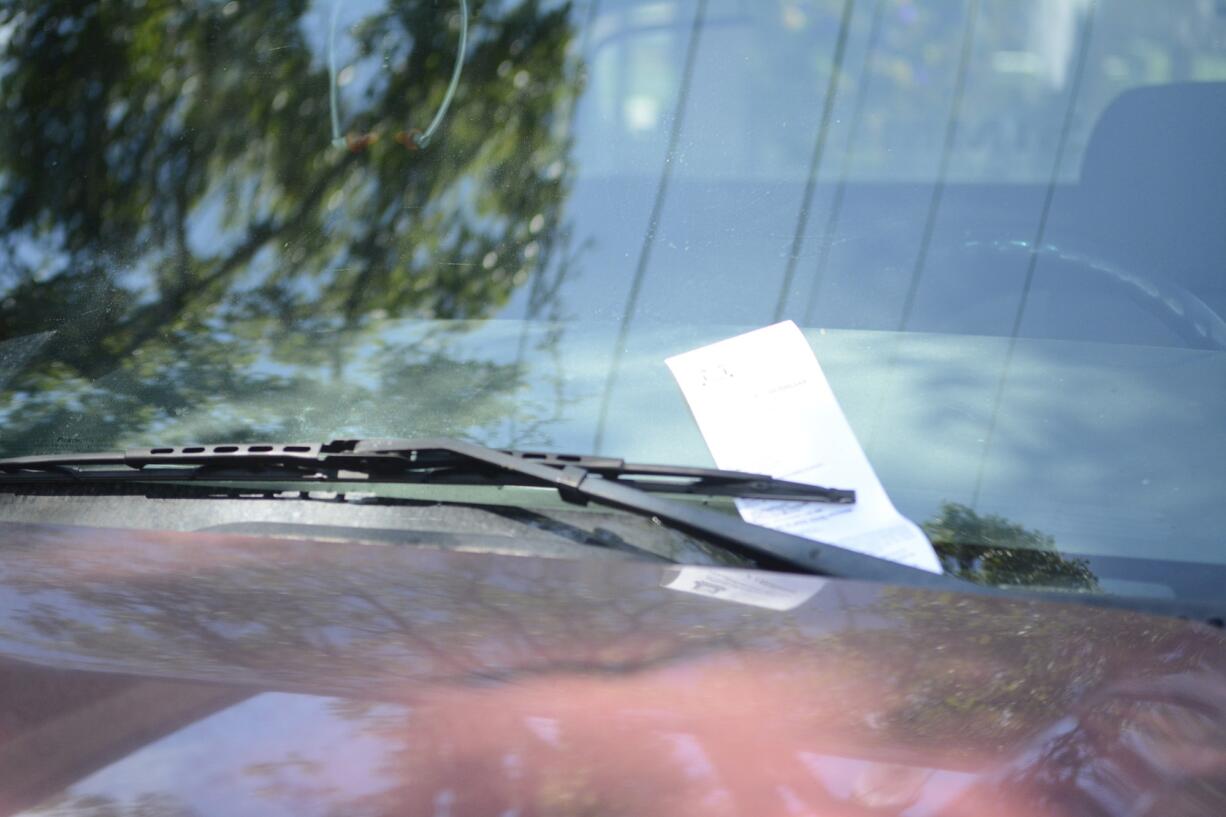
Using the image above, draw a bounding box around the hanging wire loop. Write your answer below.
[328,0,469,151]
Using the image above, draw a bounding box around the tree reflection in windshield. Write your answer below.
[0,0,581,454]
[924,502,1099,592]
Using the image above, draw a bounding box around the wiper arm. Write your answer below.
[0,439,954,586]
[0,439,854,502]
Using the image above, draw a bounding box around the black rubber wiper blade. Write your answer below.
[403,447,856,503]
[0,439,855,503]
[0,438,959,585]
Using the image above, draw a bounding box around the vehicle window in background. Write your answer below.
[0,0,1224,598]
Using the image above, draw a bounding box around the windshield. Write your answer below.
[1,0,1224,600]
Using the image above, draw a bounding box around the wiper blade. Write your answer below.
[0,438,956,585]
[0,440,855,503]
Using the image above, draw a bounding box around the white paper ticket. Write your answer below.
[667,321,942,573]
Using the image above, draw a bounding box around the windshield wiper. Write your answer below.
[0,439,854,502]
[0,438,952,586]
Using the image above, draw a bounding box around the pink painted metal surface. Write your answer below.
[0,521,1223,816]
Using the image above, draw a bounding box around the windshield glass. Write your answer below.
[1,0,1224,600]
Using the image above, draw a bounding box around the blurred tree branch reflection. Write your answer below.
[0,0,582,454]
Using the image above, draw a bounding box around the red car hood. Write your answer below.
[0,521,1223,817]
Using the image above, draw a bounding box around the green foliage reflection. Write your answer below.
[0,0,581,453]
[925,502,1099,591]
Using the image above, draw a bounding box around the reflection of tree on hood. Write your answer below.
[0,0,580,452]
[807,493,1221,772]
[949,669,1226,817]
